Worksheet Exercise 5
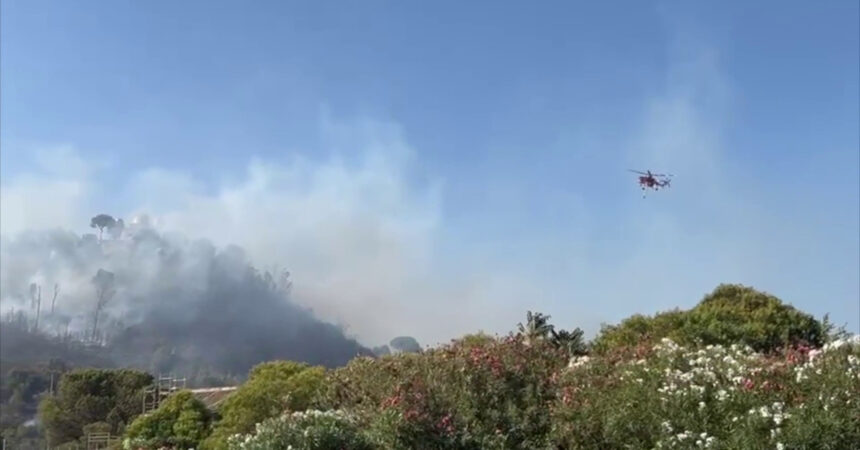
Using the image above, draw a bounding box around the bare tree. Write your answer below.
[91,269,116,343]
[29,283,38,309]
[278,269,292,296]
[51,283,60,315]
[30,283,42,332]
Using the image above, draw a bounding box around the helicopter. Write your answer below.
[629,170,672,196]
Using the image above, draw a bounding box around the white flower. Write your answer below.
[661,421,673,433]
[698,401,706,410]
[776,443,785,450]
[568,355,591,368]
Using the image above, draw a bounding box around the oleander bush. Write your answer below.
[122,285,859,449]
[227,409,372,450]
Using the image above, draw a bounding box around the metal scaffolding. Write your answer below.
[85,432,119,450]
[142,374,186,414]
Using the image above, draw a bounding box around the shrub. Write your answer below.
[123,390,213,450]
[227,409,372,450]
[202,361,326,450]
[323,334,568,449]
[39,368,153,446]
[592,284,826,354]
[550,336,860,449]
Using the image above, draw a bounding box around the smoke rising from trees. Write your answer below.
[0,217,371,377]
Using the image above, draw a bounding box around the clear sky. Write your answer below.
[2,1,858,344]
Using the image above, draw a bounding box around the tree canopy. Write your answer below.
[38,368,152,446]
[591,283,828,354]
[201,361,326,450]
[124,390,213,450]
[389,336,422,353]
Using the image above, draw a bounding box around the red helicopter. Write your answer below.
[629,170,673,196]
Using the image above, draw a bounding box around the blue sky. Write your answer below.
[1,1,858,343]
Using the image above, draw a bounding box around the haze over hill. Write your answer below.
[0,220,372,376]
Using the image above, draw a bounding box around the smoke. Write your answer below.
[0,223,371,374]
[1,117,471,374]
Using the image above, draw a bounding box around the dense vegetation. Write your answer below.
[39,369,153,446]
[6,283,855,449]
[124,391,214,449]
[200,361,327,450]
[591,284,832,354]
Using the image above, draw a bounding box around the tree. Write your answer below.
[550,328,587,357]
[90,214,117,242]
[389,336,422,353]
[517,311,554,345]
[50,284,60,315]
[591,284,828,354]
[124,390,214,450]
[29,284,41,332]
[39,369,152,446]
[201,361,326,450]
[90,269,116,343]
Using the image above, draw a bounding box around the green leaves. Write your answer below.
[592,284,827,354]
[38,368,152,446]
[124,390,214,449]
[202,361,327,450]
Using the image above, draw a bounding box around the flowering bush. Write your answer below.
[127,293,858,449]
[242,330,858,449]
[321,333,568,449]
[227,409,372,450]
[551,336,860,449]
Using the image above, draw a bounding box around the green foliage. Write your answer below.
[38,368,152,446]
[12,282,853,449]
[1,367,51,431]
[124,390,214,450]
[202,361,327,450]
[550,337,860,449]
[322,334,568,449]
[517,311,554,344]
[592,284,827,354]
[227,410,373,450]
[515,311,586,357]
